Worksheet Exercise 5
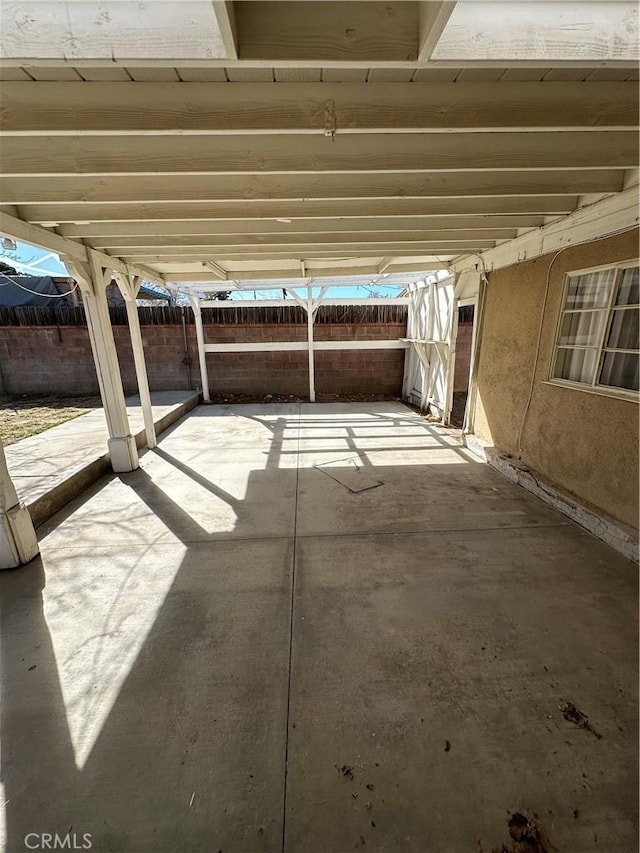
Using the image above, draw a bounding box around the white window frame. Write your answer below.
[548,258,639,402]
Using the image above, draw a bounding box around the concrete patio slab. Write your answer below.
[1,402,636,853]
[1,537,291,853]
[287,525,637,853]
[4,390,199,527]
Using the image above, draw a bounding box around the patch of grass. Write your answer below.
[0,394,102,445]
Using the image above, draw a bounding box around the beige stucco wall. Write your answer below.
[472,228,639,530]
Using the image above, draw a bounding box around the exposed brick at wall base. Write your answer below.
[0,322,406,398]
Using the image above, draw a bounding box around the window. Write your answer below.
[551,262,639,396]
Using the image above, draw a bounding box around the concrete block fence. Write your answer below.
[0,308,408,399]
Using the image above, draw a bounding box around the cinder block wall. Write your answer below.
[0,321,406,398]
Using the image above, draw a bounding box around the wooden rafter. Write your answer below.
[1,82,636,133]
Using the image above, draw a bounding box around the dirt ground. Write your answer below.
[0,394,102,446]
[208,393,404,404]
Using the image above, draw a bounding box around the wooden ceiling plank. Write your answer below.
[410,67,460,81]
[90,228,518,249]
[23,66,84,81]
[500,68,552,81]
[234,1,419,62]
[321,68,368,82]
[455,68,504,81]
[0,67,33,81]
[543,67,595,81]
[2,131,635,176]
[17,196,579,224]
[0,170,623,204]
[119,247,493,263]
[76,66,132,81]
[225,67,275,81]
[57,214,544,238]
[274,68,322,81]
[588,68,639,81]
[2,82,636,133]
[126,67,180,81]
[367,69,415,82]
[175,67,228,81]
[165,262,448,282]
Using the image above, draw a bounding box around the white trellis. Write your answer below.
[185,285,412,403]
[402,276,459,423]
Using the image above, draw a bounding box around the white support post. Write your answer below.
[422,282,436,411]
[189,292,211,402]
[307,286,316,403]
[402,285,417,399]
[0,438,39,569]
[285,286,317,402]
[443,289,459,426]
[64,255,139,473]
[115,272,157,449]
[464,274,486,436]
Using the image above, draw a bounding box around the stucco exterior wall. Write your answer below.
[472,228,639,530]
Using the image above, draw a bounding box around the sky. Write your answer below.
[2,242,69,277]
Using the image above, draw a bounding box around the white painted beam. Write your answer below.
[0,2,230,63]
[2,82,636,134]
[200,298,410,307]
[0,210,165,284]
[57,215,548,239]
[119,248,491,265]
[90,229,517,250]
[18,196,578,224]
[203,340,408,352]
[3,131,636,176]
[418,2,457,62]
[0,57,637,71]
[452,184,640,274]
[212,1,238,61]
[2,171,623,205]
[204,260,228,280]
[167,262,448,281]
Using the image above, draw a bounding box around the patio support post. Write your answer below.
[114,272,157,449]
[285,285,326,403]
[0,438,39,569]
[64,254,139,473]
[306,286,316,402]
[189,293,211,402]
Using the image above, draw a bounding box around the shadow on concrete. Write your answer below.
[1,404,637,853]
